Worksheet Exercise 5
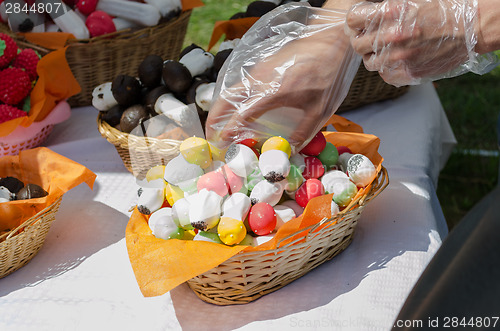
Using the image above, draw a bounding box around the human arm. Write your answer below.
[205,2,361,153]
[344,0,500,87]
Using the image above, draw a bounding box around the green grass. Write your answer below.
[184,0,255,49]
[183,3,500,231]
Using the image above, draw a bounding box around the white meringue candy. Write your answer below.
[205,160,225,173]
[92,82,118,111]
[259,149,291,183]
[164,154,204,186]
[0,186,13,202]
[218,38,240,52]
[280,199,304,217]
[154,93,199,127]
[148,207,182,240]
[331,199,340,217]
[225,143,258,177]
[137,185,165,215]
[249,179,285,206]
[274,205,296,231]
[346,154,377,187]
[172,197,192,229]
[189,189,223,231]
[321,170,350,194]
[195,82,216,112]
[222,192,251,221]
[179,48,214,77]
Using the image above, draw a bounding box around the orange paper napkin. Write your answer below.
[0,47,81,137]
[126,130,383,297]
[208,17,260,51]
[0,147,96,232]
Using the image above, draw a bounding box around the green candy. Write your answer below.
[285,164,304,192]
[194,231,223,244]
[318,142,339,170]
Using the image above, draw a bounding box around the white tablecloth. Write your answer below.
[0,83,455,331]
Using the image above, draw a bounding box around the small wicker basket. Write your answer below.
[186,166,389,305]
[97,113,181,179]
[0,11,192,107]
[0,197,62,278]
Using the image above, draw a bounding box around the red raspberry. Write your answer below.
[0,33,18,69]
[0,67,32,105]
[0,104,27,124]
[12,48,40,81]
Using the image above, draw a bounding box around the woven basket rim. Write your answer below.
[0,196,62,243]
[96,113,182,151]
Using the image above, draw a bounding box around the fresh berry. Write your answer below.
[0,67,32,105]
[0,104,27,124]
[12,48,40,81]
[0,33,18,69]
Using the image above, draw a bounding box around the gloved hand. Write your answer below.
[344,0,498,87]
[205,3,361,154]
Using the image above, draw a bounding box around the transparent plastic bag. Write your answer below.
[206,3,362,154]
[345,0,499,87]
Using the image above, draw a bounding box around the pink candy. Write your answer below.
[197,171,228,197]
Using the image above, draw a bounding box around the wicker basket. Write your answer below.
[0,11,192,107]
[338,64,409,113]
[97,113,181,179]
[0,197,62,278]
[186,166,389,305]
[0,125,54,157]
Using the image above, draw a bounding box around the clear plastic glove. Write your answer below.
[345,0,498,87]
[206,3,361,154]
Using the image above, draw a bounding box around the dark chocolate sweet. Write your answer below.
[0,176,24,194]
[111,75,142,107]
[246,1,277,17]
[120,104,149,134]
[100,104,124,127]
[138,55,163,89]
[144,85,169,115]
[162,60,192,94]
[16,183,48,200]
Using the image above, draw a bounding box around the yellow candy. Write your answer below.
[207,141,227,162]
[145,165,166,182]
[165,183,184,205]
[261,136,291,158]
[180,137,212,169]
[217,217,247,246]
[182,229,197,240]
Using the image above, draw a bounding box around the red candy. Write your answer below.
[300,131,326,156]
[86,11,116,38]
[77,0,98,16]
[336,145,352,155]
[295,178,325,208]
[248,202,277,235]
[239,138,258,148]
[302,156,325,180]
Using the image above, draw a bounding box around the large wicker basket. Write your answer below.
[0,197,62,278]
[338,65,409,113]
[0,11,192,107]
[186,166,389,305]
[97,113,181,179]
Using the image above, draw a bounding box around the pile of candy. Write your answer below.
[0,0,184,38]
[0,176,48,202]
[93,43,232,137]
[137,131,377,246]
[0,33,40,125]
